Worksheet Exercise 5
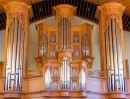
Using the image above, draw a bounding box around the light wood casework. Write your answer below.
[96,2,126,98]
[0,62,3,77]
[35,4,94,97]
[2,1,32,99]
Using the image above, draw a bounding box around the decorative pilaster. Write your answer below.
[97,2,126,93]
[3,1,31,97]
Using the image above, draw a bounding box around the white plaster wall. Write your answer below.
[124,31,130,76]
[0,30,5,61]
[28,16,55,69]
[73,16,101,70]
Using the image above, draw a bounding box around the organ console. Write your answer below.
[35,4,94,93]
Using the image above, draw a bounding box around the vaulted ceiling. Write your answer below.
[0,0,129,31]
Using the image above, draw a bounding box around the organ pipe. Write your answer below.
[39,33,48,56]
[4,18,24,91]
[60,58,70,89]
[58,18,71,49]
[105,19,125,91]
[82,34,90,56]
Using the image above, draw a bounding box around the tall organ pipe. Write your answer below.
[58,18,71,49]
[60,58,70,89]
[4,18,24,91]
[105,19,124,91]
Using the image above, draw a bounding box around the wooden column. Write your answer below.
[97,2,126,91]
[3,1,31,92]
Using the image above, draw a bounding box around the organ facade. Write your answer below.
[35,4,94,94]
[0,1,130,99]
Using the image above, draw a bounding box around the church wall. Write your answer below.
[28,16,55,70]
[0,30,5,77]
[73,16,101,70]
[124,31,130,76]
[0,30,5,61]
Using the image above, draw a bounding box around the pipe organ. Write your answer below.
[4,18,24,91]
[105,19,125,91]
[97,2,126,94]
[2,1,31,98]
[0,1,128,99]
[35,4,94,95]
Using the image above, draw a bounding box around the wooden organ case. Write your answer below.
[35,4,94,97]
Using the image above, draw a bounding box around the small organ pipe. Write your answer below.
[65,18,66,49]
[64,60,65,89]
[63,18,64,48]
[66,20,68,48]
[61,19,63,49]
[59,23,61,48]
[68,21,69,49]
[69,21,70,48]
[65,60,66,89]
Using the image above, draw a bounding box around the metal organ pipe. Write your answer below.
[105,19,124,92]
[63,18,65,49]
[5,18,24,91]
[60,58,70,90]
[13,18,18,90]
[5,20,13,91]
[58,21,61,48]
[66,19,70,49]
[58,18,71,49]
[68,20,70,49]
[61,19,63,49]
[66,20,68,48]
